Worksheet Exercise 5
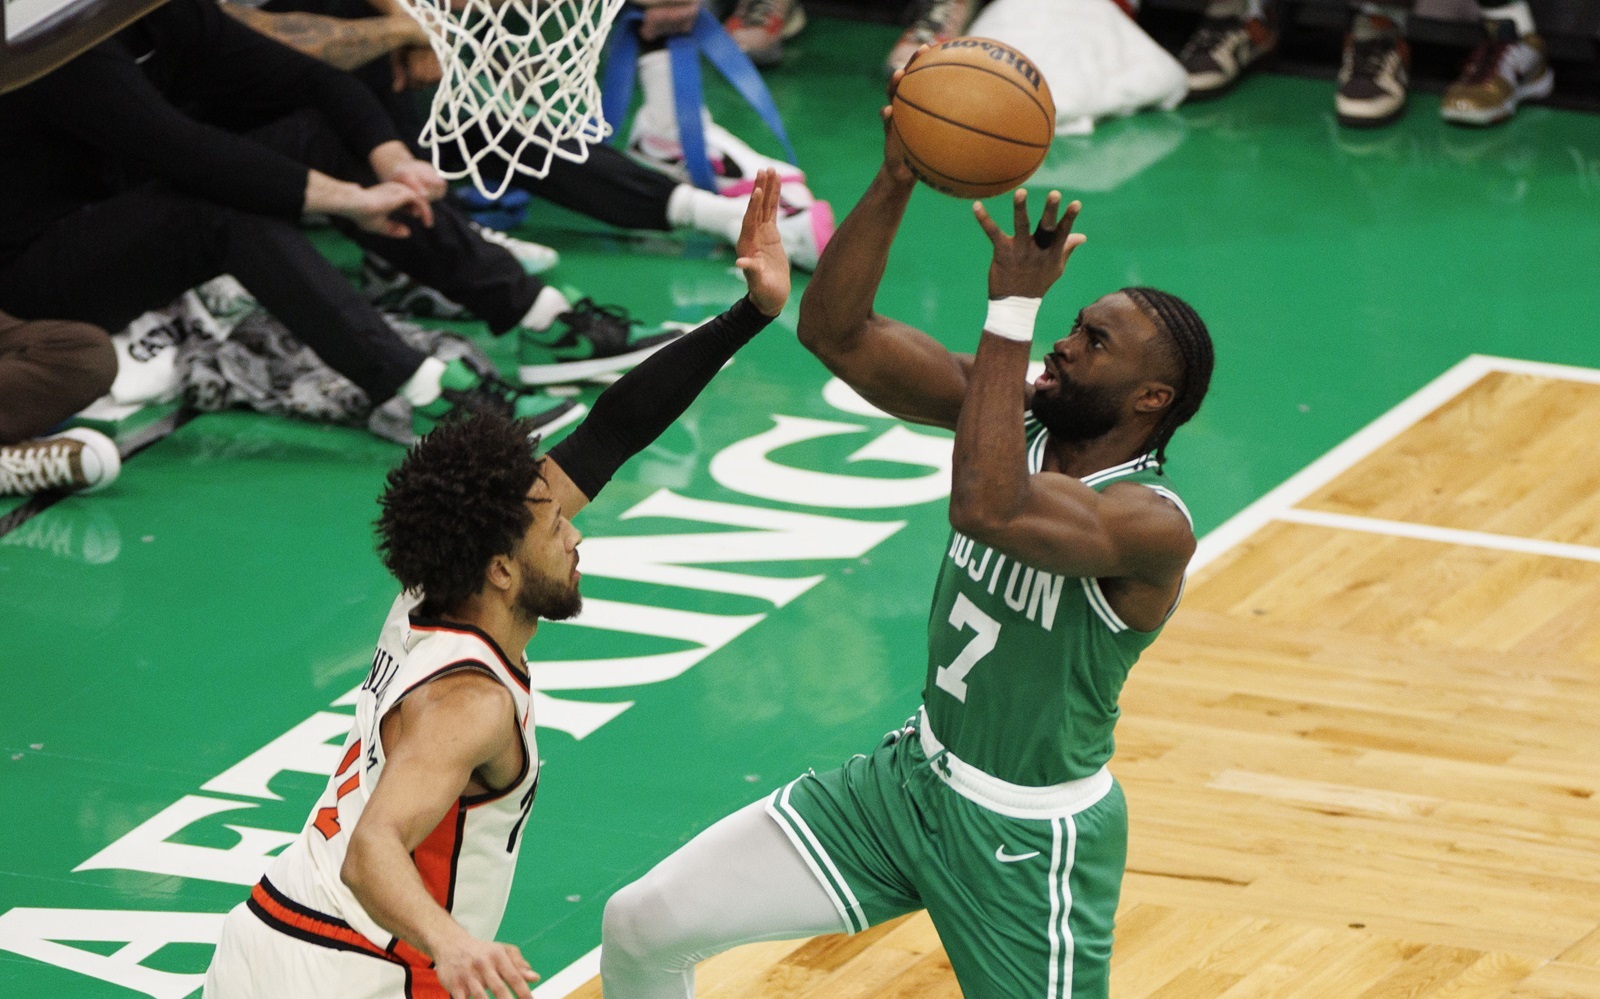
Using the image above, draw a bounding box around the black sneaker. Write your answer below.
[358,253,471,320]
[1336,19,1411,128]
[1179,13,1279,100]
[517,297,681,386]
[415,359,586,437]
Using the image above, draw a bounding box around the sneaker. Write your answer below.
[630,119,815,208]
[1336,20,1411,128]
[0,428,121,496]
[414,358,586,437]
[468,222,561,275]
[776,200,835,271]
[358,253,471,320]
[1440,24,1553,127]
[724,0,807,67]
[359,229,559,320]
[885,0,975,76]
[1179,13,1278,100]
[518,298,682,385]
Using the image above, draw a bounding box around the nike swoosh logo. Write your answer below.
[995,846,1041,863]
[525,329,595,356]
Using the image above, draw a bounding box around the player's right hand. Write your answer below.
[349,181,435,239]
[434,936,539,999]
[879,49,928,186]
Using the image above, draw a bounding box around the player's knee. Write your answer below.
[602,876,682,962]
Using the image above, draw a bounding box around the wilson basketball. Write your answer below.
[891,37,1056,199]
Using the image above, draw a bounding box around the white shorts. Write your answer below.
[203,891,434,999]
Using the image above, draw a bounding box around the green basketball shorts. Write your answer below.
[764,709,1128,999]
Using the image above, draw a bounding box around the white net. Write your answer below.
[399,0,629,199]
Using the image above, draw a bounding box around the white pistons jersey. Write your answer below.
[243,592,539,993]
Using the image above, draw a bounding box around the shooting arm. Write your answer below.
[796,163,973,429]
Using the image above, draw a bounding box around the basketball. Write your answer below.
[890,37,1056,200]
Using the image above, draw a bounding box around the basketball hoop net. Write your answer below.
[399,0,628,199]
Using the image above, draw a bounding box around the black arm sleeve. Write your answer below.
[548,296,774,500]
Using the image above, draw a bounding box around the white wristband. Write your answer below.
[984,296,1042,343]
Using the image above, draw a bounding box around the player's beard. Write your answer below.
[1031,375,1121,442]
[513,560,582,624]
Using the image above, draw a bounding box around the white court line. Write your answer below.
[536,352,1600,998]
[1276,508,1600,563]
[1190,354,1500,572]
[1192,354,1600,573]
[1475,355,1600,385]
[533,946,600,998]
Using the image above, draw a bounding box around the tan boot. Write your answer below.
[1441,23,1553,127]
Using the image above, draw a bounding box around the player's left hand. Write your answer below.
[973,190,1086,300]
[735,168,791,317]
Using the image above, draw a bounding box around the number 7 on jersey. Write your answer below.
[934,593,1001,702]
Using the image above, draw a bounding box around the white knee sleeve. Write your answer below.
[600,798,850,999]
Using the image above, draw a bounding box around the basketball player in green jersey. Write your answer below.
[600,95,1214,999]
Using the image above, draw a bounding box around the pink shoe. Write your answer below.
[776,200,834,271]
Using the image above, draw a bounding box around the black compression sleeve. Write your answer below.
[547,296,774,500]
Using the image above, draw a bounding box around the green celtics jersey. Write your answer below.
[924,418,1190,786]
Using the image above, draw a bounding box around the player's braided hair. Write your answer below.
[376,410,547,617]
[1122,287,1214,472]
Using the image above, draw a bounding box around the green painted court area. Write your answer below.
[3,15,1599,998]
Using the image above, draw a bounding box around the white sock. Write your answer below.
[667,184,745,242]
[635,50,678,140]
[1354,3,1408,34]
[398,356,448,407]
[521,285,572,332]
[1479,0,1535,35]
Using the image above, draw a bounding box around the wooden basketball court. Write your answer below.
[569,357,1600,999]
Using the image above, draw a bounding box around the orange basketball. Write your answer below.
[891,37,1056,199]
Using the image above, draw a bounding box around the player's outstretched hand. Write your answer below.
[972,189,1087,301]
[435,936,538,999]
[735,167,790,317]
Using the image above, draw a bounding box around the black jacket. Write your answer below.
[0,0,399,259]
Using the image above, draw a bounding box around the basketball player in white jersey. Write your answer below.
[202,169,792,999]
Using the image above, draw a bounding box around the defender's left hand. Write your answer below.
[973,190,1086,300]
[735,168,791,317]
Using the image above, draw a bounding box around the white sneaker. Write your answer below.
[468,222,561,274]
[774,200,835,272]
[630,118,815,208]
[0,427,121,496]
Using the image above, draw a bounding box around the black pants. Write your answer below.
[260,0,681,232]
[0,109,543,403]
[0,310,116,445]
